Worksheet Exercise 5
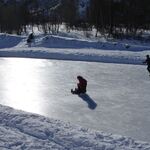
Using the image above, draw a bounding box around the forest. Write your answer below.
[0,0,150,39]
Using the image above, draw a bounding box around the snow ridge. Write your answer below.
[0,104,150,150]
[0,34,150,65]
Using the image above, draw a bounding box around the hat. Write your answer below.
[77,76,82,79]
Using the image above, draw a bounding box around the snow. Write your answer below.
[0,34,150,65]
[0,32,150,149]
[0,104,150,150]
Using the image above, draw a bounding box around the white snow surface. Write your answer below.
[0,33,150,65]
[0,32,150,149]
[0,104,150,150]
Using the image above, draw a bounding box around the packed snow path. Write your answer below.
[0,57,150,143]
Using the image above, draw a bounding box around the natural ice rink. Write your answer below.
[0,57,150,142]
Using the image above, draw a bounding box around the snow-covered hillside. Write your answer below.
[0,33,150,65]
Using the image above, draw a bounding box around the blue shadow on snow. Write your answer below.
[78,94,97,110]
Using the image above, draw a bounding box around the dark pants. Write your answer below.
[72,88,86,94]
[147,65,150,73]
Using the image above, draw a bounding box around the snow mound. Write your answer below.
[0,34,150,65]
[0,34,25,48]
[32,35,150,51]
[0,104,150,149]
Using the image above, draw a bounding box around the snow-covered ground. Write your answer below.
[1,104,150,150]
[0,32,150,149]
[0,33,150,64]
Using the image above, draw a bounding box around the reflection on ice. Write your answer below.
[0,58,53,114]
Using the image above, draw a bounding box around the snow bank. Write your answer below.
[0,33,24,48]
[0,104,150,150]
[0,34,150,65]
[0,46,149,65]
[33,35,150,51]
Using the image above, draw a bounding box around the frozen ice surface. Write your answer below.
[0,58,150,143]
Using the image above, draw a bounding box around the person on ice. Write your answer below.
[143,55,150,75]
[71,76,87,94]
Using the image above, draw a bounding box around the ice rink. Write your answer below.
[0,57,150,142]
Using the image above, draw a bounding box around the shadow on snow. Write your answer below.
[36,35,150,52]
[78,94,97,110]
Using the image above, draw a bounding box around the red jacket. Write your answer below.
[77,77,87,92]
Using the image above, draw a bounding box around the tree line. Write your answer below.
[0,0,150,39]
[88,0,150,38]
